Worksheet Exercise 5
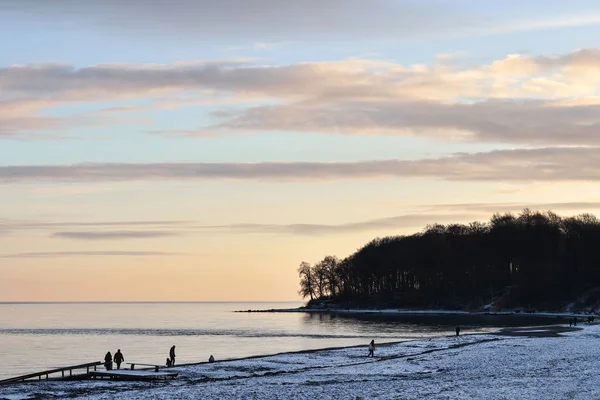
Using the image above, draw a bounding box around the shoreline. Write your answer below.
[235,306,593,319]
[5,325,580,383]
[1,323,592,400]
[157,324,582,370]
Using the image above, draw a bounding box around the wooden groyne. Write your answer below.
[0,361,102,385]
[0,361,178,385]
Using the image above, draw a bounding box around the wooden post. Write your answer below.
[62,371,64,378]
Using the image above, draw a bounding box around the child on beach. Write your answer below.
[368,340,375,357]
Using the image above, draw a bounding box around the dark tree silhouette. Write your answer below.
[298,261,315,300]
[298,210,600,311]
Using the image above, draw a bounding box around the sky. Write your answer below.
[3,0,600,301]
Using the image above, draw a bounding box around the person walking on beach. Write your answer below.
[104,351,113,371]
[114,349,124,369]
[456,326,461,336]
[169,345,176,366]
[368,340,375,357]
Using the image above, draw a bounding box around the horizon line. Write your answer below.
[0,301,303,304]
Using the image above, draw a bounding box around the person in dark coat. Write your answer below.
[114,349,124,369]
[169,345,176,366]
[456,326,461,336]
[104,351,113,371]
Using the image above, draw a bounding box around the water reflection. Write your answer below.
[301,312,567,338]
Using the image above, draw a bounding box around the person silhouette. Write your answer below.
[104,351,113,371]
[114,349,124,369]
[456,326,461,336]
[169,345,176,366]
[368,340,375,357]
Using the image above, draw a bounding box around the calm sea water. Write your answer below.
[0,302,560,380]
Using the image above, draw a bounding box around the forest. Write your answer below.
[298,210,600,311]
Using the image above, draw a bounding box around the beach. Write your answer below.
[2,302,532,380]
[1,323,596,399]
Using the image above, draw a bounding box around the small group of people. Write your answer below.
[103,346,176,371]
[569,316,595,327]
[103,349,125,370]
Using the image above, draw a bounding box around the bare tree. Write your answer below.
[298,261,315,300]
[312,260,328,299]
[321,255,340,298]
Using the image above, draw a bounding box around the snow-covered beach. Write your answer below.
[2,323,598,400]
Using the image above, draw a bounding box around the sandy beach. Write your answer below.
[1,323,597,400]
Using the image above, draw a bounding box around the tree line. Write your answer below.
[298,210,600,310]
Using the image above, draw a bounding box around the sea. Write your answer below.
[0,302,561,380]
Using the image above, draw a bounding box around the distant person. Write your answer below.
[169,345,176,366]
[368,340,375,357]
[209,355,215,363]
[456,326,461,336]
[166,358,172,367]
[104,351,113,371]
[114,349,124,369]
[569,318,572,327]
[574,317,577,326]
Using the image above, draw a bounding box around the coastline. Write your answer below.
[1,323,593,400]
[235,306,592,319]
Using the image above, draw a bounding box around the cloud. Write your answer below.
[0,219,193,236]
[6,50,600,101]
[0,251,182,258]
[1,147,600,183]
[1,0,472,42]
[204,100,600,146]
[0,97,151,139]
[0,219,192,229]
[202,214,475,236]
[51,231,181,240]
[413,201,600,214]
[6,1,600,43]
[4,48,600,144]
[0,215,471,238]
[490,13,600,36]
